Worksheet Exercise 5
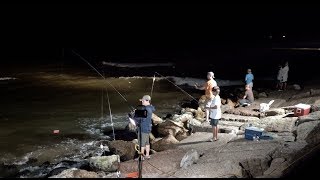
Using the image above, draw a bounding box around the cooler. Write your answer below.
[294,103,311,117]
[245,126,264,140]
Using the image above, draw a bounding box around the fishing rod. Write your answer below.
[101,86,121,178]
[154,72,199,103]
[71,49,135,111]
[106,87,116,141]
[150,74,156,102]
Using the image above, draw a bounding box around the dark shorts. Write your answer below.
[139,133,150,147]
[210,118,219,126]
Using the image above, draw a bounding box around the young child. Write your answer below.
[245,69,254,89]
[206,86,221,141]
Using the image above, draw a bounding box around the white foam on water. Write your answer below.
[102,61,175,68]
[12,152,34,165]
[117,76,244,87]
[0,77,17,81]
[168,76,244,87]
[78,115,128,136]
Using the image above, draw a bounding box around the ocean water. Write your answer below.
[0,62,249,166]
[1,52,318,168]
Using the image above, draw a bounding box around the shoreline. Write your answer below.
[0,75,318,177]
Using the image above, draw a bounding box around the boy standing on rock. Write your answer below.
[134,95,155,160]
[206,86,221,141]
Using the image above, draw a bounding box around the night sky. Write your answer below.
[1,3,320,65]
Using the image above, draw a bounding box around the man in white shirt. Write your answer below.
[206,86,221,141]
[280,61,289,91]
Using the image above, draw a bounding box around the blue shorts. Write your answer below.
[210,118,219,126]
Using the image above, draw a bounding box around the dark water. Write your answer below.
[1,47,320,175]
[0,64,196,164]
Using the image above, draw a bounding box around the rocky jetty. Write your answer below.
[1,85,320,178]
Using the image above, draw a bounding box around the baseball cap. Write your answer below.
[207,72,215,78]
[140,95,151,101]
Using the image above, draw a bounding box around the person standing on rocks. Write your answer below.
[195,71,217,122]
[280,61,289,91]
[206,86,221,141]
[133,95,155,160]
[239,84,254,106]
[245,68,254,89]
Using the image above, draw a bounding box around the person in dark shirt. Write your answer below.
[134,95,155,160]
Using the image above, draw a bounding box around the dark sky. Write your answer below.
[1,3,320,63]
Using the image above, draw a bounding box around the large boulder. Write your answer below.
[107,140,136,161]
[180,149,200,168]
[226,98,236,108]
[198,95,207,111]
[194,107,205,122]
[187,118,202,127]
[181,107,196,114]
[296,120,320,146]
[88,155,120,172]
[239,156,272,177]
[296,111,320,126]
[271,141,308,162]
[172,113,193,123]
[175,130,189,141]
[152,113,163,125]
[311,104,320,113]
[262,157,289,178]
[48,168,101,178]
[257,115,298,133]
[151,134,179,152]
[221,104,234,114]
[157,120,186,137]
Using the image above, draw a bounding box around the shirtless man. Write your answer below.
[195,72,217,122]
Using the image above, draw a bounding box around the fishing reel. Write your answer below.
[128,105,148,118]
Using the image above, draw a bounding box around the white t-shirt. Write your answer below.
[209,95,221,119]
[281,65,289,82]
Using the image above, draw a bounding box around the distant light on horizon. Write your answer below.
[282,35,286,38]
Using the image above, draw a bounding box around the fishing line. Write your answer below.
[105,87,116,141]
[154,72,199,103]
[150,74,156,101]
[71,49,135,111]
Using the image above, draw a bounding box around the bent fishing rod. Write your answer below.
[154,72,199,103]
[71,49,136,112]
